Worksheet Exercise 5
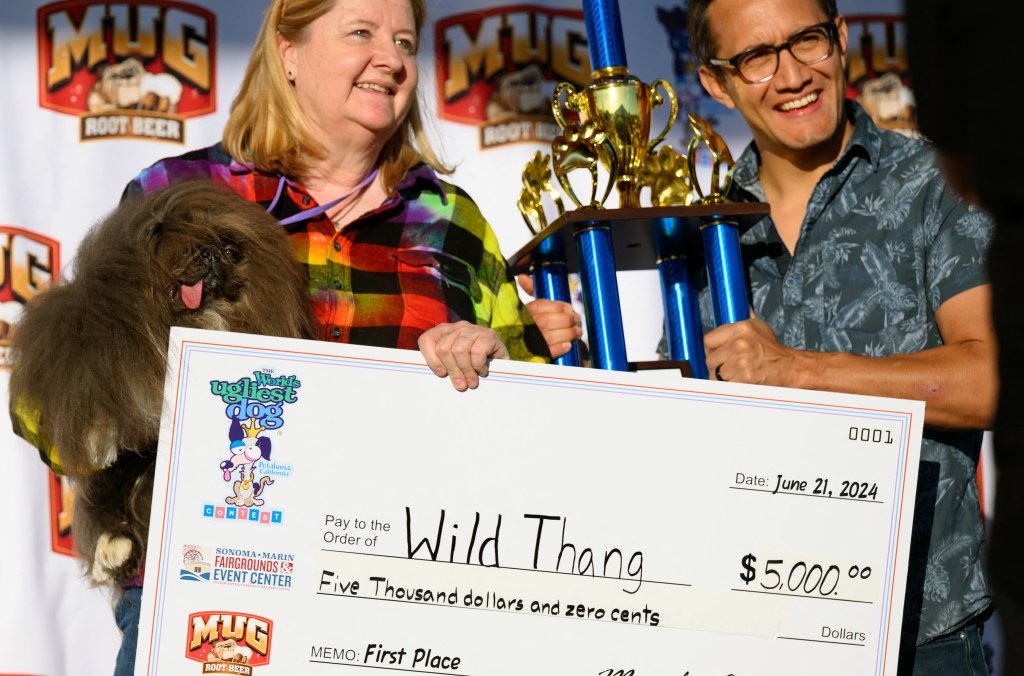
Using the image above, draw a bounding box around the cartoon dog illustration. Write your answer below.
[207,638,252,664]
[221,417,274,507]
[228,462,274,507]
[87,57,184,113]
[485,65,546,121]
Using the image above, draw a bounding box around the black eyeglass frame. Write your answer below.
[707,20,839,85]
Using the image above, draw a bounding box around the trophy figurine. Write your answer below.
[517,152,581,367]
[688,114,750,326]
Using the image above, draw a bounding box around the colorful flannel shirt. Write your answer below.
[17,143,549,473]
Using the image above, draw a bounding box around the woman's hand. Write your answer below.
[517,274,583,358]
[418,321,509,391]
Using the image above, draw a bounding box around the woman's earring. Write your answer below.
[287,69,294,79]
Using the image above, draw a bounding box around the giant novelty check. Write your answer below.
[136,327,923,676]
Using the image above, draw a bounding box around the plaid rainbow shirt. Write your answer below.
[124,143,549,361]
[17,143,548,474]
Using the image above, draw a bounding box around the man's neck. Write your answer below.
[755,118,855,253]
[758,117,854,194]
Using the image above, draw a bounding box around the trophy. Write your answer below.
[512,0,761,374]
[547,0,679,211]
[521,0,679,371]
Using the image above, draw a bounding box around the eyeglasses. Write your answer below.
[708,21,837,84]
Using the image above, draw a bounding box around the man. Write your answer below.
[685,0,998,672]
[904,1,1024,674]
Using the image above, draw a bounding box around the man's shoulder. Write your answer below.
[860,112,937,167]
[878,128,934,161]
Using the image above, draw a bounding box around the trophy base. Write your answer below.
[507,202,770,275]
[629,360,693,378]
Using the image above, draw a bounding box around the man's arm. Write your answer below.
[704,285,998,430]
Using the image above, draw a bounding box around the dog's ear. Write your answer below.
[229,417,243,442]
[256,436,272,461]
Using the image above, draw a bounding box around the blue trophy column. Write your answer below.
[582,0,628,70]
[701,217,749,325]
[654,217,707,378]
[574,221,628,371]
[530,234,581,367]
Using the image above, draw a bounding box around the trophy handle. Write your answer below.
[686,131,706,203]
[596,140,618,207]
[686,113,734,203]
[647,79,679,152]
[552,82,580,130]
[556,170,586,210]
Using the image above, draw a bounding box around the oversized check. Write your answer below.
[136,327,923,676]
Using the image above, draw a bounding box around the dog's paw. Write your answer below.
[84,425,120,469]
[90,533,133,584]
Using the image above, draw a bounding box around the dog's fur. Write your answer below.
[9,180,314,587]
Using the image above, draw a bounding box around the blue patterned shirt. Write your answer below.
[701,102,992,644]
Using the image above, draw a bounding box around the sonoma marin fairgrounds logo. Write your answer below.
[37,0,216,144]
[181,544,295,592]
[203,371,301,526]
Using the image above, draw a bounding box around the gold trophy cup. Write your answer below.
[552,67,679,208]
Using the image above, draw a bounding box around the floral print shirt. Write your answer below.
[701,101,993,644]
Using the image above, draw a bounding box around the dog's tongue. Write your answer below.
[181,280,203,310]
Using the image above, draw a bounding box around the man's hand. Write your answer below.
[704,313,796,386]
[418,321,509,391]
[517,273,583,358]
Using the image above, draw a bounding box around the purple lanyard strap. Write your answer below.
[270,164,381,226]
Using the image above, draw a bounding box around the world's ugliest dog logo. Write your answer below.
[203,371,301,526]
[37,0,216,144]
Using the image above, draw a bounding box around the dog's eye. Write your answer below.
[223,245,242,263]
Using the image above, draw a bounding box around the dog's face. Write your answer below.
[129,182,315,338]
[208,638,252,663]
[98,57,145,108]
[152,221,248,325]
[210,639,238,660]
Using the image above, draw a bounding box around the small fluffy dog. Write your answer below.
[9,180,313,587]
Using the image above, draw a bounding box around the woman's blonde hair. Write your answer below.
[223,0,450,193]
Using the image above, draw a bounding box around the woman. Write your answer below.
[125,0,577,390]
